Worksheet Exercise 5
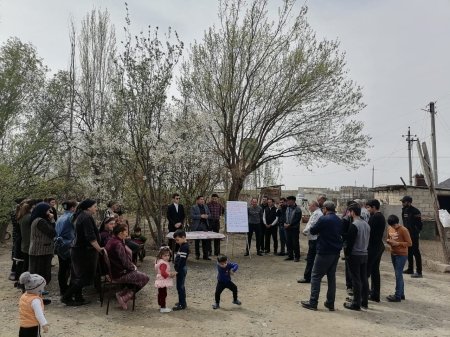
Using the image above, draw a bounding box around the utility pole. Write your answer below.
[429,102,438,186]
[402,127,418,186]
[371,165,374,188]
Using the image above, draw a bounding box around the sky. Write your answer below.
[1,0,450,190]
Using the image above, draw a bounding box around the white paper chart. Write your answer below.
[226,201,249,233]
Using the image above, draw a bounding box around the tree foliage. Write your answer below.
[181,0,370,200]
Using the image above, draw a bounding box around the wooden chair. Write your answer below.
[99,250,136,315]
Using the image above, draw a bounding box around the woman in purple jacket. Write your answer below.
[105,222,149,310]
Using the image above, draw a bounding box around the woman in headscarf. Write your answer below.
[99,217,116,247]
[28,202,56,285]
[18,199,35,276]
[61,199,104,306]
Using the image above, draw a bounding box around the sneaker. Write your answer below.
[172,304,186,311]
[212,303,220,309]
[411,273,423,278]
[386,295,401,302]
[403,269,413,274]
[368,296,380,303]
[300,300,317,311]
[284,257,294,261]
[324,301,335,311]
[8,273,16,281]
[160,307,172,313]
[257,252,263,256]
[293,258,300,262]
[232,299,241,305]
[297,279,310,284]
[116,292,128,310]
[343,302,360,311]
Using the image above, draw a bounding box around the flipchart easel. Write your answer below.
[225,201,250,257]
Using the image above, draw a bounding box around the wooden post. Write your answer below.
[417,142,450,264]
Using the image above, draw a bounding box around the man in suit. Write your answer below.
[167,193,185,253]
[191,195,211,260]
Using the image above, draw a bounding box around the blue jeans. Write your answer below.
[391,255,407,299]
[176,266,187,307]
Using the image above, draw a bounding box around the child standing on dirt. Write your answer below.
[155,246,177,313]
[172,229,189,311]
[18,272,49,336]
[386,215,412,302]
[212,255,241,309]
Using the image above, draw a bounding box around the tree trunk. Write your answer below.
[228,175,246,201]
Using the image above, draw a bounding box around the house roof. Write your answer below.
[438,178,450,189]
[370,184,450,192]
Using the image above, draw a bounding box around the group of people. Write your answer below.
[298,195,423,312]
[11,191,425,335]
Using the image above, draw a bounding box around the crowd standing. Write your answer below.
[7,192,424,335]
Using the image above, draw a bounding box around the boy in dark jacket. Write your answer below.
[172,230,189,311]
[212,255,241,309]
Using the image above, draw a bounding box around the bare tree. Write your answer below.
[181,0,370,200]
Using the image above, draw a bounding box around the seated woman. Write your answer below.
[105,223,149,310]
[99,217,116,247]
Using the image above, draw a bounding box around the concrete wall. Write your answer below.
[374,186,450,220]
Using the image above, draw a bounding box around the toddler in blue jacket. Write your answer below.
[212,255,241,309]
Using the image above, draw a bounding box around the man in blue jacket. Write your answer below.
[301,201,343,311]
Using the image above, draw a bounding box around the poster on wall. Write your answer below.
[226,201,249,233]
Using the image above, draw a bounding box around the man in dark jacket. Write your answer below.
[301,201,343,311]
[401,196,423,278]
[167,193,185,253]
[365,199,386,302]
[284,196,302,262]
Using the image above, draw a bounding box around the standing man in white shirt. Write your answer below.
[298,201,323,283]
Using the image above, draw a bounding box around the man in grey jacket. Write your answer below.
[344,203,370,311]
[246,198,263,256]
[191,196,211,260]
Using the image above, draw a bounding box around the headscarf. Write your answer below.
[78,199,96,211]
[30,202,51,222]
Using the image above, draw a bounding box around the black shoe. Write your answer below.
[244,252,249,256]
[411,272,423,278]
[386,295,401,302]
[324,301,335,311]
[403,269,413,274]
[361,304,368,310]
[195,256,200,260]
[277,252,286,256]
[297,279,310,284]
[300,300,317,311]
[43,299,52,306]
[401,295,405,300]
[368,296,380,303]
[343,302,360,311]
[203,256,211,260]
[294,258,300,262]
[64,299,90,306]
[284,257,294,261]
[257,252,263,256]
[172,304,186,311]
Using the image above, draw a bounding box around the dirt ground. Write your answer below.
[1,233,450,337]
